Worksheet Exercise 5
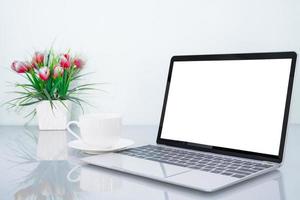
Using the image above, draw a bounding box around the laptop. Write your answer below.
[82,52,297,192]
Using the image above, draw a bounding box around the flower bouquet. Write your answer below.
[7,49,95,130]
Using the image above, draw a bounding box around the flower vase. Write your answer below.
[36,100,71,130]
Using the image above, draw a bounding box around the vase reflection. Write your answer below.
[14,161,80,200]
[37,130,68,160]
[9,128,81,200]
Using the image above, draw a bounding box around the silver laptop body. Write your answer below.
[82,52,297,192]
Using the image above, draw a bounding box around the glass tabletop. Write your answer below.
[0,125,299,200]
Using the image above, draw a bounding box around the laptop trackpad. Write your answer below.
[82,153,191,179]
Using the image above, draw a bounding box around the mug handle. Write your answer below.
[66,121,81,140]
[67,165,81,182]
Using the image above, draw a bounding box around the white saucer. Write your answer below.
[68,138,134,154]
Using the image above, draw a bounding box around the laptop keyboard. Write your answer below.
[118,145,273,178]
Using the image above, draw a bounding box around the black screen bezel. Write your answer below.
[156,52,297,163]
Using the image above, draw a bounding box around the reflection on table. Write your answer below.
[0,125,298,200]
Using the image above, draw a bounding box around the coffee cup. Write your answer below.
[67,113,122,148]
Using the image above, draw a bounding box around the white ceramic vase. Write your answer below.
[36,100,71,130]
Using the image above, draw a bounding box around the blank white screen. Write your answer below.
[161,59,292,155]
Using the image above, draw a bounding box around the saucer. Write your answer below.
[68,138,134,154]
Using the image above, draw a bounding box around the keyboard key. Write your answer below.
[210,170,222,174]
[202,168,212,172]
[253,163,273,168]
[231,164,241,167]
[232,174,245,178]
[225,169,251,175]
[252,167,264,171]
[222,172,233,176]
[215,167,226,171]
[189,165,204,169]
[239,168,257,173]
[227,166,237,169]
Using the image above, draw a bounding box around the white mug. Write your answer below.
[67,113,122,148]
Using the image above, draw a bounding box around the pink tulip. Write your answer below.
[53,65,64,78]
[73,58,85,69]
[11,61,30,73]
[31,62,37,69]
[38,67,50,81]
[25,62,34,71]
[33,52,44,65]
[60,55,71,69]
[64,54,70,60]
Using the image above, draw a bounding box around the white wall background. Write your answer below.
[0,0,299,125]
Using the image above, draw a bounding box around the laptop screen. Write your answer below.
[160,57,293,156]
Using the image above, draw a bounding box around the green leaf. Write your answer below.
[18,100,40,106]
[70,72,95,81]
[67,97,84,113]
[15,83,35,89]
[25,73,35,87]
[42,89,53,109]
[57,99,70,112]
[46,50,51,67]
[24,109,37,123]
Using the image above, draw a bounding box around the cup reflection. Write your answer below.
[67,165,122,193]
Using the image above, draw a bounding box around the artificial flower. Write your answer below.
[53,65,64,78]
[73,57,85,68]
[11,61,30,73]
[38,67,50,81]
[32,52,44,65]
[31,62,38,69]
[60,54,71,69]
[64,54,70,60]
[7,49,97,120]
